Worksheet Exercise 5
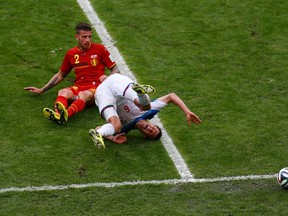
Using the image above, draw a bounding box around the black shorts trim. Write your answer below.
[100,105,114,119]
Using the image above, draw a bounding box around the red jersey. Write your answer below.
[60,43,116,87]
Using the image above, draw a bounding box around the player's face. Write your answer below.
[76,30,92,50]
[137,120,160,139]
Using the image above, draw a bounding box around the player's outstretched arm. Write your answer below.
[158,92,201,125]
[105,133,127,144]
[99,65,121,83]
[23,86,43,94]
[24,71,66,94]
[109,65,121,75]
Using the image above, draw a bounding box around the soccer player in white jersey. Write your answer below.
[92,91,201,146]
[89,73,155,149]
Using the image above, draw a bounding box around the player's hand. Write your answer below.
[100,75,107,82]
[186,111,201,125]
[113,133,127,144]
[105,133,127,144]
[23,87,43,94]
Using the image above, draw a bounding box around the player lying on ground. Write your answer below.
[24,22,120,125]
[88,73,155,149]
[103,92,201,144]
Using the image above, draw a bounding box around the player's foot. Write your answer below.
[55,102,68,125]
[43,108,62,124]
[132,83,155,94]
[89,129,105,149]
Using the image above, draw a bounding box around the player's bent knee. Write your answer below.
[108,116,122,133]
[58,88,73,97]
[78,90,93,102]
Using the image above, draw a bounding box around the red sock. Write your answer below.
[67,99,86,117]
[55,96,68,110]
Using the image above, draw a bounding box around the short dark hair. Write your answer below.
[147,125,162,140]
[75,22,92,34]
[154,125,162,140]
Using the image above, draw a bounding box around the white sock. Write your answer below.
[137,94,150,106]
[97,123,115,137]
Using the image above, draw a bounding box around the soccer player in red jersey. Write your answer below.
[24,23,120,124]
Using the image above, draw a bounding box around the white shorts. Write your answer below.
[95,73,138,121]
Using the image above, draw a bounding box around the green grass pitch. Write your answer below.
[0,0,287,215]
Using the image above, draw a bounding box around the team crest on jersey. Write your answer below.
[91,58,98,66]
[90,54,98,66]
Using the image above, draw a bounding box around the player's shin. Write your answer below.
[137,94,150,106]
[97,123,115,137]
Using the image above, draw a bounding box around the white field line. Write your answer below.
[0,1,277,196]
[0,174,277,194]
[76,0,193,179]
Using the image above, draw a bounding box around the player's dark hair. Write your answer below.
[148,125,162,140]
[75,22,92,34]
[154,125,162,140]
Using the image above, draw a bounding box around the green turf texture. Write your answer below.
[0,0,287,215]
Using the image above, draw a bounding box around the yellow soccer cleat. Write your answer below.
[89,129,105,149]
[43,108,62,125]
[132,83,155,94]
[55,102,68,125]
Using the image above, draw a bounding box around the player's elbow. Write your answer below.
[167,92,177,101]
[169,92,177,98]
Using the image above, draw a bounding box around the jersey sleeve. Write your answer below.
[100,46,116,69]
[150,99,167,110]
[60,51,73,74]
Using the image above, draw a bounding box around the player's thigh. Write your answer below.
[58,87,74,99]
[78,89,94,102]
[95,89,115,114]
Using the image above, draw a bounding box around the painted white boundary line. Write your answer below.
[0,1,278,195]
[76,0,193,179]
[0,174,276,194]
